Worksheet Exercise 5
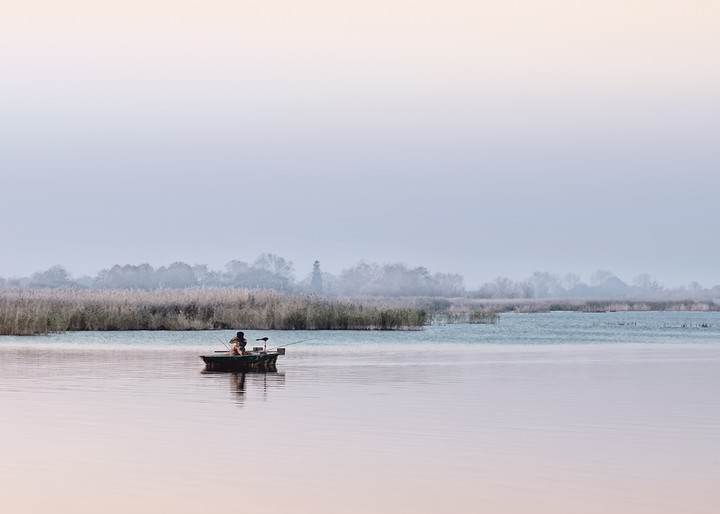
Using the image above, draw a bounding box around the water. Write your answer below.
[1,312,719,513]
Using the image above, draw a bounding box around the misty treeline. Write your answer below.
[472,271,720,300]
[1,254,719,301]
[0,254,465,298]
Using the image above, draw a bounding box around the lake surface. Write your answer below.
[1,311,719,513]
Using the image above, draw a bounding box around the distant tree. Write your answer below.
[338,261,465,297]
[338,261,381,296]
[431,272,465,297]
[632,274,663,293]
[6,278,24,288]
[133,263,158,289]
[224,260,251,286]
[319,271,339,296]
[251,253,295,291]
[472,277,521,299]
[519,280,535,298]
[96,263,159,290]
[192,264,222,287]
[470,282,494,299]
[247,268,293,291]
[381,263,432,296]
[157,262,197,289]
[253,253,295,282]
[589,270,630,297]
[73,276,95,289]
[490,276,519,298]
[28,265,71,288]
[527,271,563,298]
[590,270,618,287]
[222,254,296,291]
[311,260,323,294]
[562,273,581,292]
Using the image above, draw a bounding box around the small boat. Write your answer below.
[200,348,285,372]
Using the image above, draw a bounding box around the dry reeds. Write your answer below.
[459,298,720,314]
[0,288,427,335]
[428,311,499,325]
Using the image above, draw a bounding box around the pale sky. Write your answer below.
[1,0,719,288]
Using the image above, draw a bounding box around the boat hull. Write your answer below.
[200,351,280,372]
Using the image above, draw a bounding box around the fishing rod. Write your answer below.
[216,337,231,350]
[266,338,313,351]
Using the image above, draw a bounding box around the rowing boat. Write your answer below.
[200,348,284,372]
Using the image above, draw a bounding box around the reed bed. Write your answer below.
[428,311,499,325]
[0,288,427,335]
[444,298,720,314]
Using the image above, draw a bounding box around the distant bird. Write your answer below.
[256,337,269,342]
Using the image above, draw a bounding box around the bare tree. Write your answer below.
[432,272,465,297]
[28,266,71,288]
[253,253,294,282]
[562,273,581,291]
[632,274,663,293]
[491,277,519,298]
[519,280,535,298]
[527,271,563,298]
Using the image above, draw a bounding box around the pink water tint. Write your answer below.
[0,331,719,513]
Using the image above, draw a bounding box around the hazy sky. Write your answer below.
[2,0,719,288]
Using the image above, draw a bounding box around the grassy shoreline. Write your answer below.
[1,288,716,336]
[449,298,720,313]
[0,288,427,335]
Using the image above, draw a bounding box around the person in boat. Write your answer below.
[229,331,247,356]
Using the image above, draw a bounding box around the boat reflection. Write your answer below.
[203,369,286,405]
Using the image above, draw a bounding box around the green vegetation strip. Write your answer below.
[0,289,427,335]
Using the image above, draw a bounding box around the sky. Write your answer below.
[1,0,719,288]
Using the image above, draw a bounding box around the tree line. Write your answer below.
[0,254,466,297]
[472,270,719,300]
[1,254,718,300]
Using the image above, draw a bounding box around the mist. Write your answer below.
[3,257,719,303]
[1,1,719,289]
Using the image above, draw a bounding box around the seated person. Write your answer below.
[229,331,247,355]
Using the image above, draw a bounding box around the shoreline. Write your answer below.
[1,287,717,336]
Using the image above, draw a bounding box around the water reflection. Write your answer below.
[3,317,720,514]
[202,369,286,405]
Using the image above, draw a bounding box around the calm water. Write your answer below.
[1,312,719,513]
